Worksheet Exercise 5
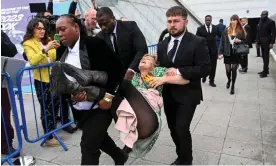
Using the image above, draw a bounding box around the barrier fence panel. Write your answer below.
[15,63,74,151]
[148,44,158,55]
[1,73,23,165]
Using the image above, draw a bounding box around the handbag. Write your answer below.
[233,42,249,55]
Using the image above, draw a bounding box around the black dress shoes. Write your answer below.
[171,158,192,165]
[209,82,216,87]
[62,125,75,134]
[260,73,267,78]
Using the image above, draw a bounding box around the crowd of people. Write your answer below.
[1,0,276,165]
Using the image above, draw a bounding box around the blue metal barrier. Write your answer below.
[148,44,158,55]
[1,73,23,165]
[16,63,74,151]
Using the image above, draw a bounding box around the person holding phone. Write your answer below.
[22,18,61,147]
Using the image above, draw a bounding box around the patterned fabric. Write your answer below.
[129,67,167,158]
[34,80,60,139]
[131,67,167,95]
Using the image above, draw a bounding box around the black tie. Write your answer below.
[207,25,210,33]
[168,40,179,62]
[111,33,119,55]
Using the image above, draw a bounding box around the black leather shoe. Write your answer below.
[226,80,231,89]
[239,68,247,73]
[260,73,267,78]
[171,158,181,165]
[209,82,217,87]
[202,77,206,83]
[62,125,75,134]
[230,86,235,95]
[62,62,108,86]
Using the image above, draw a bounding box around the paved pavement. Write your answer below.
[3,46,276,165]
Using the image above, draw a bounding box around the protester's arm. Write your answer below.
[47,0,53,15]
[68,0,78,15]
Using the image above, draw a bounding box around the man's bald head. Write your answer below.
[85,8,97,30]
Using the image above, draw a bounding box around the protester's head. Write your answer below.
[219,19,223,24]
[85,8,97,30]
[56,15,80,48]
[96,7,116,33]
[139,54,158,71]
[205,15,212,26]
[228,14,246,35]
[22,18,49,45]
[241,17,248,26]
[166,6,188,37]
[120,17,128,21]
[261,10,268,21]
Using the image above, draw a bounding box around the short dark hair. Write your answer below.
[219,19,223,23]
[60,14,79,25]
[97,7,114,18]
[166,6,188,18]
[205,15,212,19]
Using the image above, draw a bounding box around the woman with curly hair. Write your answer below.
[22,18,60,146]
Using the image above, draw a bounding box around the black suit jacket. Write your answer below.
[96,20,148,73]
[1,30,17,58]
[196,25,219,55]
[257,18,276,44]
[56,36,125,98]
[244,24,253,48]
[157,32,211,105]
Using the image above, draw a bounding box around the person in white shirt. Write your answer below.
[54,14,128,165]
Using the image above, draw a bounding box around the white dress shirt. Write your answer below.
[110,21,136,74]
[65,36,97,110]
[205,24,212,33]
[167,32,185,75]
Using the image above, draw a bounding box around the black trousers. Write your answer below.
[209,54,218,82]
[260,42,270,73]
[163,93,197,163]
[1,88,14,152]
[240,54,248,69]
[256,45,261,57]
[78,108,123,165]
[59,95,70,124]
[34,80,60,139]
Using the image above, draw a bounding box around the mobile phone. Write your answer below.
[54,34,60,43]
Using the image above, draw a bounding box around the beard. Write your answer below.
[169,27,186,37]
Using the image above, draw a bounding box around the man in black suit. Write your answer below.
[56,15,127,165]
[256,10,276,78]
[157,6,211,165]
[96,7,148,80]
[240,17,253,73]
[196,15,219,87]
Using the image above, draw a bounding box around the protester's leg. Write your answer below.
[119,80,158,139]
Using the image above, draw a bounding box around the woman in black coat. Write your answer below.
[218,14,246,95]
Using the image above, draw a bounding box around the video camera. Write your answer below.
[29,3,59,37]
